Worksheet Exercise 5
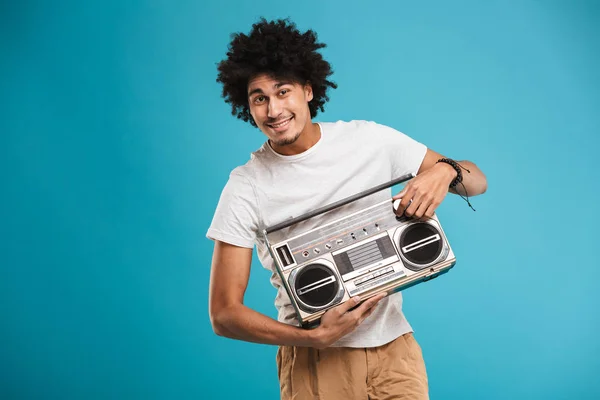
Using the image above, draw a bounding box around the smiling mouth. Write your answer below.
[267,116,293,129]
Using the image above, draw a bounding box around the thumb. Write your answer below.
[392,187,406,200]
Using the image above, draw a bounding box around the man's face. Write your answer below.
[247,74,313,148]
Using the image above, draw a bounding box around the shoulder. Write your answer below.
[225,142,272,183]
[319,119,399,133]
[318,120,383,141]
[321,120,424,153]
[319,119,375,130]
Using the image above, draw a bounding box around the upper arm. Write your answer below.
[208,240,253,317]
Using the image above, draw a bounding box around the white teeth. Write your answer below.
[270,118,291,128]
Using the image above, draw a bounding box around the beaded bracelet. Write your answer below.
[436,158,463,187]
[436,158,476,211]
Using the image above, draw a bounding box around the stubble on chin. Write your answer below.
[272,131,301,147]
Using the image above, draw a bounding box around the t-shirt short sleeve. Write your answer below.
[206,171,259,249]
[368,121,428,177]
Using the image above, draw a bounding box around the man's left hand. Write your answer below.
[392,162,457,220]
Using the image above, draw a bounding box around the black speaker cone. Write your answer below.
[398,223,443,269]
[294,263,338,309]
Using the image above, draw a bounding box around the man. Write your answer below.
[207,18,487,400]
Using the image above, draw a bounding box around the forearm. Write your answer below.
[211,303,317,347]
[448,160,487,197]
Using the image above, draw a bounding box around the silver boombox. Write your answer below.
[263,174,456,329]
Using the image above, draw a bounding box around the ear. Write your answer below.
[304,82,313,102]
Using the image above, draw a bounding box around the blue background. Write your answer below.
[1,0,599,399]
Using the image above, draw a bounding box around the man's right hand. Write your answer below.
[310,292,388,349]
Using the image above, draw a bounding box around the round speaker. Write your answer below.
[292,262,340,311]
[397,222,444,270]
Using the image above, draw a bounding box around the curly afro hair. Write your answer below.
[216,18,337,127]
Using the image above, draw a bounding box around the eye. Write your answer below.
[253,95,266,104]
[279,89,290,96]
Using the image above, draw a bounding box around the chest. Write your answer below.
[256,161,394,233]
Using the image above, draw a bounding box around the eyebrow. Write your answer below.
[247,81,292,98]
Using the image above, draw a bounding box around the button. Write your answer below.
[302,251,309,257]
[325,243,332,249]
[336,239,344,245]
[313,248,321,254]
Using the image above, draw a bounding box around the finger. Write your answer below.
[394,197,413,217]
[353,293,387,315]
[392,186,407,200]
[400,199,413,217]
[392,199,402,216]
[337,296,362,313]
[393,198,410,217]
[393,180,419,200]
[399,187,415,211]
[403,191,424,217]
[423,202,438,220]
[412,196,433,219]
[418,214,432,222]
[355,297,385,321]
[363,297,384,315]
[357,305,377,325]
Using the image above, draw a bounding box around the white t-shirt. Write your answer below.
[207,120,428,348]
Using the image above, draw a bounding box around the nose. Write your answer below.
[267,97,283,119]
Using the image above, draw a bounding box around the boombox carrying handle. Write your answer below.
[264,173,415,234]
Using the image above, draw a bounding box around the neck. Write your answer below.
[270,122,321,156]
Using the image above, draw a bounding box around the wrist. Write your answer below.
[306,326,331,349]
[435,160,458,181]
[436,158,462,188]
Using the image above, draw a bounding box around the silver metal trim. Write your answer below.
[341,254,399,281]
[297,276,336,295]
[272,243,297,270]
[272,199,392,247]
[349,270,407,296]
[331,230,388,255]
[401,234,441,253]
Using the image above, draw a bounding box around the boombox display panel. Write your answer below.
[263,174,456,329]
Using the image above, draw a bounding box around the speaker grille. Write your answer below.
[294,264,339,308]
[398,223,443,269]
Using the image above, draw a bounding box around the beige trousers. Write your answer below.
[276,332,429,400]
